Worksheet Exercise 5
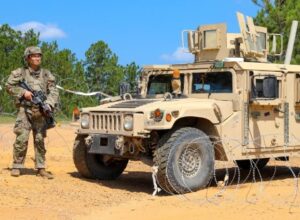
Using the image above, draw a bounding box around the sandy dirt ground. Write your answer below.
[1,122,300,220]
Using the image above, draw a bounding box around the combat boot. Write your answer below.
[11,168,21,177]
[37,168,54,179]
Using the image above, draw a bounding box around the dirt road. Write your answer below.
[1,123,300,220]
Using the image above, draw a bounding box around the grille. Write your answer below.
[90,112,123,131]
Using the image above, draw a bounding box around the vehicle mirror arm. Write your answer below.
[122,93,133,100]
[163,92,173,101]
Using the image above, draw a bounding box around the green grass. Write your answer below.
[0,115,16,123]
[0,114,72,124]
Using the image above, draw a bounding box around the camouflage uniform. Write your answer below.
[6,57,59,169]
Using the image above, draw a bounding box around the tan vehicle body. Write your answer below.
[80,61,300,161]
[74,12,300,193]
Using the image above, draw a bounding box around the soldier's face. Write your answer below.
[27,54,42,68]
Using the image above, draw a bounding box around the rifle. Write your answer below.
[19,80,55,129]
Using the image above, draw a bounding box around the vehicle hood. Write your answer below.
[82,98,234,123]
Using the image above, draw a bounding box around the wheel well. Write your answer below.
[173,117,217,137]
[172,117,227,161]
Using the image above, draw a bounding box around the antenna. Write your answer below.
[284,20,299,65]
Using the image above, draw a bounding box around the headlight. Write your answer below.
[123,114,133,131]
[150,108,164,122]
[81,113,90,129]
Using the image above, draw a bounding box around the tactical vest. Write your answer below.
[21,68,48,94]
[15,68,49,107]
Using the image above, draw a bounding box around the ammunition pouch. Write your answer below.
[18,81,56,130]
[22,103,55,129]
[31,105,42,118]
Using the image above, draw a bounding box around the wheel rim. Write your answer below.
[178,143,202,178]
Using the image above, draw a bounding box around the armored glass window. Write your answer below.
[257,32,266,52]
[203,30,217,49]
[192,72,232,93]
[147,74,184,95]
[254,79,264,97]
[251,75,279,99]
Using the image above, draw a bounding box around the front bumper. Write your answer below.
[88,134,118,155]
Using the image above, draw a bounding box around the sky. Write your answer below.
[0,0,260,66]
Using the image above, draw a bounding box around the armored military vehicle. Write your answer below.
[73,12,300,194]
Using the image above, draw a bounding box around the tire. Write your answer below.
[73,135,93,178]
[154,127,215,194]
[235,158,269,170]
[73,135,128,180]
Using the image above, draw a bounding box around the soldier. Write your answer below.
[5,46,59,179]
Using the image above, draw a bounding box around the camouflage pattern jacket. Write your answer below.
[5,67,59,109]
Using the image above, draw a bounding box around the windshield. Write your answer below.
[147,74,184,95]
[192,72,232,93]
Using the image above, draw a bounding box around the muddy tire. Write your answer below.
[154,127,214,194]
[73,135,93,178]
[86,154,128,180]
[73,135,128,180]
[235,158,269,170]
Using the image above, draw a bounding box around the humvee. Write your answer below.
[73,12,300,194]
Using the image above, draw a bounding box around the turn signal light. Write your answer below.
[166,113,172,122]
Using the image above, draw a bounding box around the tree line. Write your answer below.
[252,0,300,64]
[1,0,299,118]
[0,25,141,118]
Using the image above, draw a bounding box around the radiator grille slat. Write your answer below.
[91,113,123,132]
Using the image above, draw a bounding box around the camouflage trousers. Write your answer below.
[12,106,47,169]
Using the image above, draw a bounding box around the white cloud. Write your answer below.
[160,47,194,63]
[13,22,66,39]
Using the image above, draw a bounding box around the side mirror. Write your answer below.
[263,76,278,98]
[119,82,130,96]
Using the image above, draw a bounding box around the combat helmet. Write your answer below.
[24,46,42,59]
